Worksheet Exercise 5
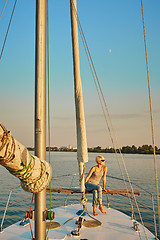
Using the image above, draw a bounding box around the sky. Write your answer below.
[0,0,160,149]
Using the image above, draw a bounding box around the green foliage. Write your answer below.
[121,145,137,154]
[28,145,160,154]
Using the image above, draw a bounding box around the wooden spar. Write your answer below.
[46,188,140,196]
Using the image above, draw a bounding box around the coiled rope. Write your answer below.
[46,204,101,232]
[141,0,160,237]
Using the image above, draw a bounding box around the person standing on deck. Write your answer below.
[85,155,108,216]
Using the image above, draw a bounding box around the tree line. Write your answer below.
[88,145,160,154]
[28,144,160,154]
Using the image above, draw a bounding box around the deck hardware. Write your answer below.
[43,209,55,221]
[76,210,87,216]
[71,217,84,236]
[133,221,140,232]
[71,229,80,236]
[19,218,29,227]
[75,217,83,229]
[25,210,35,220]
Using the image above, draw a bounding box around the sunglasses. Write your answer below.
[101,160,105,162]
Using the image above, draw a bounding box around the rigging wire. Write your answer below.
[76,21,145,240]
[70,0,88,211]
[46,0,52,239]
[141,0,160,237]
[28,194,34,240]
[70,0,151,239]
[64,174,76,206]
[47,0,52,210]
[0,0,17,61]
[0,0,8,20]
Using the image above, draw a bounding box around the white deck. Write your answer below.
[0,203,156,240]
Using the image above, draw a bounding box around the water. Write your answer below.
[0,152,160,238]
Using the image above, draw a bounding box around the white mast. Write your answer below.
[35,0,47,239]
[70,0,88,194]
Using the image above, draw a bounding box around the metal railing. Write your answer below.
[106,174,158,237]
[0,174,158,238]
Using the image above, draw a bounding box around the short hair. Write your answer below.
[95,155,105,163]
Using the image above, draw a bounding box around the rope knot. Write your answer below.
[81,192,87,206]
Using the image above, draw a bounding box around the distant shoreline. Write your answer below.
[27,144,160,155]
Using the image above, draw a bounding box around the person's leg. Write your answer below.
[99,203,106,214]
[92,190,98,216]
[85,183,99,215]
[97,185,102,203]
[97,185,106,214]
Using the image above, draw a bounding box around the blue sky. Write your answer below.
[0,0,160,148]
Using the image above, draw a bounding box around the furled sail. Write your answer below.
[0,122,52,193]
[70,0,88,195]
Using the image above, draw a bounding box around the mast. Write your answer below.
[35,0,47,239]
[70,0,88,194]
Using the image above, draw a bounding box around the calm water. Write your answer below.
[0,152,160,237]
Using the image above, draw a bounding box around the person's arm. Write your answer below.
[102,166,107,190]
[85,167,95,184]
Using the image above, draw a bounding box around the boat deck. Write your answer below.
[0,203,156,240]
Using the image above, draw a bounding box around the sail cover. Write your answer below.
[70,0,88,164]
[70,0,88,197]
[0,122,52,193]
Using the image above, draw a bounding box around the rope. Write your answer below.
[9,153,43,186]
[51,173,78,179]
[47,204,101,231]
[70,1,150,239]
[0,123,8,152]
[46,1,52,239]
[141,0,160,237]
[8,196,32,208]
[10,152,32,176]
[0,123,15,163]
[55,206,86,229]
[70,0,88,211]
[78,17,146,239]
[0,0,8,20]
[64,174,76,206]
[28,194,34,240]
[71,0,134,214]
[0,0,18,61]
[46,0,52,210]
[80,164,87,207]
[47,3,99,232]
